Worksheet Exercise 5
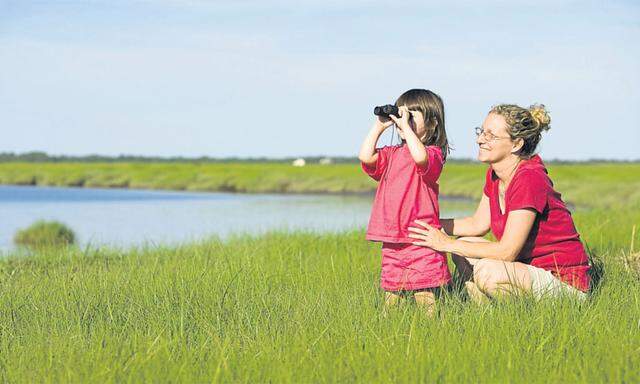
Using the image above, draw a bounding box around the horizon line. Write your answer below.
[1,151,639,164]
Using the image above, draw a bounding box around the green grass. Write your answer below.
[0,162,639,382]
[13,220,76,249]
[0,208,638,382]
[1,161,639,208]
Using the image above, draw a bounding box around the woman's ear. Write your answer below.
[511,138,524,154]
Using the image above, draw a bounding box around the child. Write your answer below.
[358,89,451,314]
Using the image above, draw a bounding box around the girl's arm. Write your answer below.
[390,107,428,167]
[440,195,491,237]
[409,209,537,262]
[358,117,393,165]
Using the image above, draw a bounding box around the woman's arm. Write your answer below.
[358,118,392,165]
[409,208,537,262]
[441,194,491,237]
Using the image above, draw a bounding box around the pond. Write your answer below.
[1,186,475,250]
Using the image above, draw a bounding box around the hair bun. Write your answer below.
[529,104,551,131]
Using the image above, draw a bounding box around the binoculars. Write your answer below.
[373,104,400,118]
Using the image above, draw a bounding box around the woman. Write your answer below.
[408,104,590,301]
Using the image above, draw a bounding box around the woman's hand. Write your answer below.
[408,220,453,252]
[389,106,412,132]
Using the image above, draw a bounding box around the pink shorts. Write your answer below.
[381,243,451,291]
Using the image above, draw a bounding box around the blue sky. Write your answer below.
[1,1,639,160]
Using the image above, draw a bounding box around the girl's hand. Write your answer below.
[373,115,394,132]
[389,106,412,131]
[408,220,453,252]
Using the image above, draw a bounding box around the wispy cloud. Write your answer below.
[0,1,638,159]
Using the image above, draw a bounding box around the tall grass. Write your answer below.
[13,220,76,249]
[0,212,638,382]
[1,162,639,208]
[0,162,638,381]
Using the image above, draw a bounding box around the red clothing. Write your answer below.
[381,242,451,290]
[362,145,444,243]
[483,155,591,292]
[362,144,450,291]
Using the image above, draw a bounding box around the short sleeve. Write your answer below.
[361,146,390,181]
[415,146,444,183]
[507,170,549,214]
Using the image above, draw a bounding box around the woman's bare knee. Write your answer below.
[472,259,531,297]
[473,259,503,293]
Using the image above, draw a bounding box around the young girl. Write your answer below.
[358,89,451,313]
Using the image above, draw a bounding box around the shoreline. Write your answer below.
[2,162,638,208]
[0,182,480,202]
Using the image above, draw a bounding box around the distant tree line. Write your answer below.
[0,151,636,164]
[0,151,362,164]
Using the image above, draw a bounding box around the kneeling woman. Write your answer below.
[409,104,590,301]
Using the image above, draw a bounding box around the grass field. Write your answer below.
[1,161,639,208]
[1,162,639,382]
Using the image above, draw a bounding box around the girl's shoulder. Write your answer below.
[425,145,445,162]
[379,144,404,151]
[377,144,404,157]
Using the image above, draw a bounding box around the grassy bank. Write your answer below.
[0,206,639,382]
[1,162,640,208]
[1,162,638,381]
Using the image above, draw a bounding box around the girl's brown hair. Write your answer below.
[395,89,450,159]
[490,103,551,158]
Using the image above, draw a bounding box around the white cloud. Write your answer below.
[0,1,638,159]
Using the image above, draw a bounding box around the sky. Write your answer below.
[1,0,639,160]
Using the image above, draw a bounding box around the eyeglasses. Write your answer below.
[475,127,511,142]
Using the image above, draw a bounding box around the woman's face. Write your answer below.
[477,113,517,163]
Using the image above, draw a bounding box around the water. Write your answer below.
[1,186,474,250]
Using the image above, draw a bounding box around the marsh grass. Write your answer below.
[0,216,638,382]
[13,220,76,249]
[0,162,639,382]
[1,162,639,208]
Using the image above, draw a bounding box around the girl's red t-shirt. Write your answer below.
[362,144,444,244]
[484,155,591,292]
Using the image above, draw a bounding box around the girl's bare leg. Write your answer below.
[384,291,403,308]
[414,289,437,317]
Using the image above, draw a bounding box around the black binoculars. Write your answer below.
[373,104,399,118]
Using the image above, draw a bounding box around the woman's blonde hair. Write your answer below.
[490,103,551,158]
[396,89,450,159]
